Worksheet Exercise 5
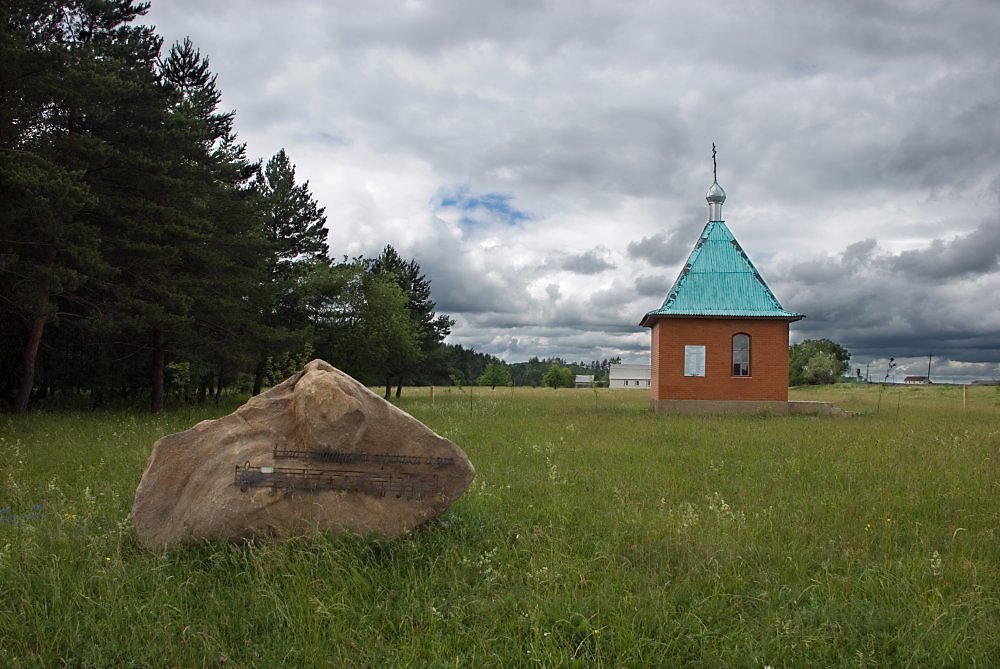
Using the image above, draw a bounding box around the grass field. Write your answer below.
[1,383,998,667]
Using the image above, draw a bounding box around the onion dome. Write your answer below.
[706,181,726,203]
[706,180,726,221]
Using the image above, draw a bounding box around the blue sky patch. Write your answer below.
[435,185,530,227]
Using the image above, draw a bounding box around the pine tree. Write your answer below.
[155,37,264,408]
[0,0,155,413]
[248,149,331,395]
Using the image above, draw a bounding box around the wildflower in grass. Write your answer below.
[929,550,943,577]
[1,502,44,525]
[706,492,743,523]
[476,546,500,584]
[669,501,700,531]
[707,492,730,515]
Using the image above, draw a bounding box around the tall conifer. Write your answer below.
[248,149,331,395]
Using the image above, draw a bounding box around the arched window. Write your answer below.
[732,333,750,377]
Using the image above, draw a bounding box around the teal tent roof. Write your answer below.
[640,220,802,326]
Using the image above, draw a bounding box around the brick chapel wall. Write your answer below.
[649,318,790,402]
[650,324,661,395]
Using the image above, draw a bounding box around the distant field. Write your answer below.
[2,384,998,667]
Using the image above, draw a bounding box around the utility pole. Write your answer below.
[927,352,932,384]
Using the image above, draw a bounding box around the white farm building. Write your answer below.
[609,363,651,389]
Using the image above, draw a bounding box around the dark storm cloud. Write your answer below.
[634,275,669,298]
[416,245,529,315]
[429,271,523,315]
[553,248,615,275]
[627,231,689,267]
[842,239,878,265]
[780,230,1000,375]
[886,221,1000,280]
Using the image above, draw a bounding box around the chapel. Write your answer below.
[639,150,805,414]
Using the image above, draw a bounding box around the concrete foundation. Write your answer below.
[650,399,844,416]
[788,401,846,416]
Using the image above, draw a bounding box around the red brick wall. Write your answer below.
[649,318,790,401]
[649,326,660,394]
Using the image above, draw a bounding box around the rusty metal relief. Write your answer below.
[234,445,453,499]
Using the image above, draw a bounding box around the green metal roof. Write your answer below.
[640,220,802,326]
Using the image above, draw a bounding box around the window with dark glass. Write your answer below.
[732,333,750,376]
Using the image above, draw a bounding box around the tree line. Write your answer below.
[0,1,454,413]
[464,356,623,389]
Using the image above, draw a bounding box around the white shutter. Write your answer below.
[684,345,706,377]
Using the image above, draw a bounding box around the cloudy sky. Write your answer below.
[144,0,1000,382]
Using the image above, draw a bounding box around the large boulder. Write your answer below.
[132,360,475,548]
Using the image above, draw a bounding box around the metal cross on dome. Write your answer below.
[712,142,718,182]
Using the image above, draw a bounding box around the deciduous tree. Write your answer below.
[543,363,575,389]
[789,339,850,385]
[317,263,419,388]
[477,361,512,389]
[366,245,453,398]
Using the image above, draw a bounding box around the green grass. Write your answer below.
[2,384,999,667]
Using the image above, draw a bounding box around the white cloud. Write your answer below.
[145,0,1000,378]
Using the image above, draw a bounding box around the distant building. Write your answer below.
[639,155,811,415]
[574,374,594,388]
[609,363,651,389]
[903,376,930,385]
